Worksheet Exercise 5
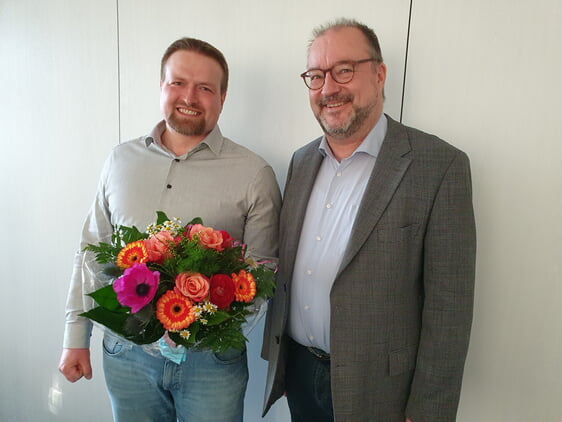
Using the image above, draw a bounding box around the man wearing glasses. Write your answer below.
[262,18,476,422]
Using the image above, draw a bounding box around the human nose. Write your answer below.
[320,70,340,94]
[180,85,198,104]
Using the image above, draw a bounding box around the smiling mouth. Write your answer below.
[320,94,352,110]
[178,107,201,116]
[325,102,346,108]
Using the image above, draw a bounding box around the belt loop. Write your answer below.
[289,337,330,360]
[307,346,330,360]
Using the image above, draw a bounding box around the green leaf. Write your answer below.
[252,266,276,299]
[80,307,165,345]
[122,314,165,344]
[156,211,170,225]
[86,285,127,312]
[205,310,231,326]
[80,307,129,333]
[119,225,146,244]
[195,323,247,353]
[174,241,221,275]
[186,217,203,225]
[83,242,121,264]
[102,264,123,278]
[169,324,199,347]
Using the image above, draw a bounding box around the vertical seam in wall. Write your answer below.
[400,0,413,123]
[116,0,122,143]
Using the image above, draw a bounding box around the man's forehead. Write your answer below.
[163,51,223,81]
[307,28,369,67]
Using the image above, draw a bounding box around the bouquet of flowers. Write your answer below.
[80,211,275,353]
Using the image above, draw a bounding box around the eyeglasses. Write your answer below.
[300,58,376,90]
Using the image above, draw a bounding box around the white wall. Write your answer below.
[1,0,561,421]
[403,1,562,420]
[1,0,118,421]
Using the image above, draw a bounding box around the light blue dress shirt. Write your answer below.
[288,115,387,353]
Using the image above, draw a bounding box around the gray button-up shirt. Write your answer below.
[63,121,281,348]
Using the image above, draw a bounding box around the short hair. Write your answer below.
[160,37,229,94]
[309,18,383,63]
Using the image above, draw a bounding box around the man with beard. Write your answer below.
[58,37,281,422]
[262,19,476,422]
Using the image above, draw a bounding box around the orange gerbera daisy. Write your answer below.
[232,270,256,303]
[116,241,148,269]
[156,290,196,331]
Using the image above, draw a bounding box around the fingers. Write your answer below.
[59,363,83,383]
[81,361,93,380]
[58,348,92,383]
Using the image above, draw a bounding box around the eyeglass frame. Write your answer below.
[300,58,377,90]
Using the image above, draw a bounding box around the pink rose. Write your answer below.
[144,230,174,264]
[218,230,234,250]
[174,272,210,302]
[188,224,224,251]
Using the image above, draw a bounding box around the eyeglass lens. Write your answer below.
[305,63,355,89]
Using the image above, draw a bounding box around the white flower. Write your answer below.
[202,301,217,313]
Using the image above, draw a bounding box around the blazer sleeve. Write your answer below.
[406,150,477,422]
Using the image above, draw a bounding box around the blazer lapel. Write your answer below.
[338,117,412,277]
[280,140,324,286]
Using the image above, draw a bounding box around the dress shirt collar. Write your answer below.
[318,113,388,160]
[143,120,225,158]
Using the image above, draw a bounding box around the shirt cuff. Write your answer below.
[63,320,93,349]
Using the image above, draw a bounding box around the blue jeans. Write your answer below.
[102,333,248,422]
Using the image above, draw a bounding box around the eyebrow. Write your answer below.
[306,59,362,70]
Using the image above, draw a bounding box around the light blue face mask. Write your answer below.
[158,337,187,364]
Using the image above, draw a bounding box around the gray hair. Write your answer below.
[308,18,383,63]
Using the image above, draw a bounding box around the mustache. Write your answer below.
[318,94,353,107]
[177,98,201,109]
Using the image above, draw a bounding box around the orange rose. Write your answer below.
[188,224,224,251]
[144,230,174,263]
[218,230,234,250]
[174,272,210,302]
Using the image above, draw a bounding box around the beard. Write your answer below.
[315,94,375,140]
[165,110,206,137]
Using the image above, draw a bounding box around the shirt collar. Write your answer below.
[318,113,388,160]
[143,120,224,157]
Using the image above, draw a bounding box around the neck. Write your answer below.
[325,137,364,161]
[161,128,206,156]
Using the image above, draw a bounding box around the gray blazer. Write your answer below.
[262,115,476,422]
